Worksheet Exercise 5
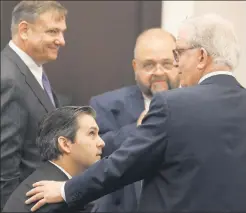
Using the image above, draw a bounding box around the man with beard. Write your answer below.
[87,28,180,212]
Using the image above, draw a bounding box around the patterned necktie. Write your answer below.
[42,71,55,106]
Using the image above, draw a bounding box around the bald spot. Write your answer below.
[134,28,176,60]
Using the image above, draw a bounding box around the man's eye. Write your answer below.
[89,132,95,136]
[48,30,58,34]
[162,63,173,70]
[143,63,154,70]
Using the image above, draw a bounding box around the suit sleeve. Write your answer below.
[0,78,28,208]
[89,97,137,156]
[65,93,170,209]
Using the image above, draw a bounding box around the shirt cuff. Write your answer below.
[61,182,67,202]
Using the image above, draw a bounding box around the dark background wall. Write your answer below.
[1,1,162,105]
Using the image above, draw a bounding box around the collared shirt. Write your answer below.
[142,93,151,111]
[198,71,234,84]
[49,160,72,202]
[9,40,44,89]
[48,161,72,179]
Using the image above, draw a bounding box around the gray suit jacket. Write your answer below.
[0,45,59,208]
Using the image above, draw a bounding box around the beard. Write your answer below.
[136,75,172,98]
[136,79,153,97]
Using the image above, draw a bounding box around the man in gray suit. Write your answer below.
[0,1,67,208]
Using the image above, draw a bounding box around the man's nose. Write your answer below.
[173,59,178,67]
[97,136,105,148]
[153,64,167,76]
[55,33,65,46]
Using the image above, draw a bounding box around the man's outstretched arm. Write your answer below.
[26,93,170,211]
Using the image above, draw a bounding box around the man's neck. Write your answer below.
[51,157,85,177]
[11,38,43,66]
[201,64,231,79]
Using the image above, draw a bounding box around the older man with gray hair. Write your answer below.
[25,13,246,212]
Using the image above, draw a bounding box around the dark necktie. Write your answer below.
[42,71,55,106]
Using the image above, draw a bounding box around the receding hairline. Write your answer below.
[11,1,67,36]
[134,28,176,58]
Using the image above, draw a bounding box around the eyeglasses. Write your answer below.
[173,47,197,63]
[135,59,174,73]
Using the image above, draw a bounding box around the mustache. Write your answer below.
[150,75,172,90]
[150,76,169,84]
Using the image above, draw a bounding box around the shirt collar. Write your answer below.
[9,40,44,88]
[49,161,72,179]
[198,71,234,84]
[9,40,43,70]
[142,93,151,110]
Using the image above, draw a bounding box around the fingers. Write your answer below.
[26,186,43,197]
[30,198,46,212]
[25,192,44,204]
[33,180,50,187]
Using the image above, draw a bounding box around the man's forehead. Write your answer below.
[37,11,66,24]
[77,114,98,130]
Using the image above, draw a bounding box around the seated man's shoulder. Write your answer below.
[3,163,70,213]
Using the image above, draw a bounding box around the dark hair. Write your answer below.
[36,106,96,161]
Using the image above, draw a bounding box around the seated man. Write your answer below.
[3,106,105,212]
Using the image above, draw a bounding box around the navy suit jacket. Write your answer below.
[67,75,246,212]
[89,85,144,212]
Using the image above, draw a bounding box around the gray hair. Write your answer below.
[11,1,67,36]
[180,13,240,70]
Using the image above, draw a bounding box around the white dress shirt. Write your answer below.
[9,40,44,89]
[49,160,72,202]
[198,71,234,84]
[143,94,151,111]
[49,161,72,179]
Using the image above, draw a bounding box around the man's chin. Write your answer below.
[151,82,169,93]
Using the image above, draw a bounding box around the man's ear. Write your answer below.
[18,21,29,40]
[132,59,138,80]
[57,136,72,154]
[197,48,209,70]
[132,59,137,72]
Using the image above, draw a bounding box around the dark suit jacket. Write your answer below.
[3,161,82,212]
[89,85,144,212]
[65,75,246,212]
[1,44,59,208]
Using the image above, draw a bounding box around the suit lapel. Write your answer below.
[3,45,55,112]
[127,86,145,121]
